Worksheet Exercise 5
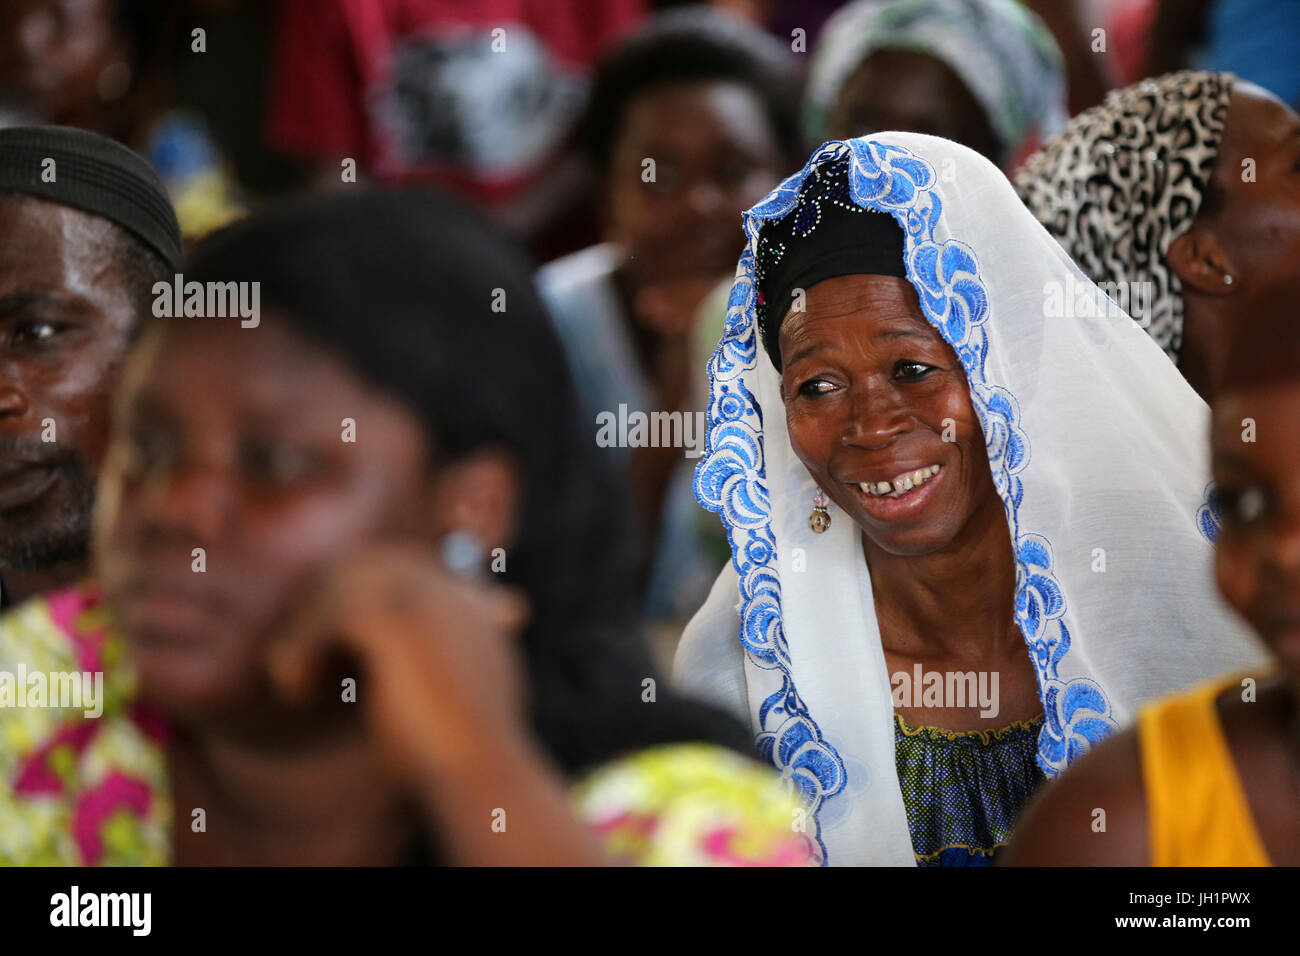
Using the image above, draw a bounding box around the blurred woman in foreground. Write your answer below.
[0,191,811,866]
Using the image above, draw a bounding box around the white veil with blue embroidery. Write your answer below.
[673,133,1268,865]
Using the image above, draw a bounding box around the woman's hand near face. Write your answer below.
[267,545,611,864]
[269,544,531,775]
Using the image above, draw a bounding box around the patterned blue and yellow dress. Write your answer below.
[895,713,1046,866]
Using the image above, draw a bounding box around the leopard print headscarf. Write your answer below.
[1014,71,1234,363]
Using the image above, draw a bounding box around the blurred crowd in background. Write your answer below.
[4,0,1297,657]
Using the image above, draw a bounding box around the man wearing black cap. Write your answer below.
[0,125,180,607]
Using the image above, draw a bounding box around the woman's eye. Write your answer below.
[241,442,321,486]
[894,360,934,380]
[1220,486,1268,525]
[797,378,836,397]
[123,428,177,473]
[13,321,63,345]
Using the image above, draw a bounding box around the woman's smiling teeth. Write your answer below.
[858,464,942,498]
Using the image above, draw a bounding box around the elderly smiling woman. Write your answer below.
[674,134,1269,866]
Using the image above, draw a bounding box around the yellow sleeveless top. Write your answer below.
[1138,675,1272,867]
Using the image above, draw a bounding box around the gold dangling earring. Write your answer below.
[809,488,831,533]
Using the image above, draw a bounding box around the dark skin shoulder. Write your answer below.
[1005,678,1300,866]
[1000,725,1148,866]
[1219,677,1300,866]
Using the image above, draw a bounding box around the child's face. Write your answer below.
[1212,379,1300,682]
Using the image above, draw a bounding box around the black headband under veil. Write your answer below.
[755,158,907,370]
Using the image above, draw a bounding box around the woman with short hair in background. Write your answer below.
[537,8,801,628]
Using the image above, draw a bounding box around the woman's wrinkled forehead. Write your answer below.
[777,273,943,367]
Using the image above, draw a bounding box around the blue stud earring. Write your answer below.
[441,530,486,578]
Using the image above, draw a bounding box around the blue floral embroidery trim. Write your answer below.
[694,139,1119,864]
[1196,482,1221,544]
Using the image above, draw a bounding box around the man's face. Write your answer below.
[0,194,137,571]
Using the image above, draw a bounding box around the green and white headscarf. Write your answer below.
[804,0,1067,165]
